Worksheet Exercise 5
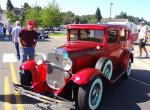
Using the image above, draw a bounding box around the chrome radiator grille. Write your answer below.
[46,52,65,89]
[47,52,64,66]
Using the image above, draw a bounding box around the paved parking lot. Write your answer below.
[0,35,150,110]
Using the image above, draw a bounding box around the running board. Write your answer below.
[110,70,126,83]
[13,83,75,110]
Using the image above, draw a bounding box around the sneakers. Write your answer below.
[137,55,142,58]
[138,54,149,58]
[145,54,149,58]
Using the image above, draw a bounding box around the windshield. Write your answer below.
[69,29,104,43]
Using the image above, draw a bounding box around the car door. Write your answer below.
[106,29,120,76]
[118,29,130,71]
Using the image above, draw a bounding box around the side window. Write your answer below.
[120,29,126,41]
[107,30,118,43]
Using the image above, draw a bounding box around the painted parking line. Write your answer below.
[3,53,17,63]
[10,63,24,110]
[130,77,150,87]
[4,76,11,110]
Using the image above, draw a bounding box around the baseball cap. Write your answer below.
[27,20,35,28]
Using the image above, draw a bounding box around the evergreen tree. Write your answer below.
[6,0,18,23]
[95,7,102,23]
[23,3,31,9]
[6,0,14,11]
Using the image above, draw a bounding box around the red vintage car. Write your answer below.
[14,24,134,110]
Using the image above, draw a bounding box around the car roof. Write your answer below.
[66,24,129,30]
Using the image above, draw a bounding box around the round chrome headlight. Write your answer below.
[62,57,72,71]
[35,53,46,65]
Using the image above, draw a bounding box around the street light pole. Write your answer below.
[53,0,55,8]
[110,2,113,19]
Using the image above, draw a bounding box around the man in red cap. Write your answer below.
[19,20,38,64]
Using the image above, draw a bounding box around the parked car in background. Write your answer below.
[53,26,64,31]
[14,24,134,110]
[44,27,53,32]
[37,29,49,39]
[0,25,4,36]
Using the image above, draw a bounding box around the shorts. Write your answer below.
[139,39,146,48]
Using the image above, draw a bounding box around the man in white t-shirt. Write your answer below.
[138,21,149,58]
[11,21,21,60]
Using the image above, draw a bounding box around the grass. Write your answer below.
[49,32,65,37]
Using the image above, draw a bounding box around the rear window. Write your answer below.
[69,29,104,43]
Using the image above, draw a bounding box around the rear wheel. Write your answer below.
[124,58,132,78]
[77,76,103,110]
[95,58,113,80]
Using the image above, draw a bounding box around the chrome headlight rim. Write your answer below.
[62,57,72,71]
[35,53,46,65]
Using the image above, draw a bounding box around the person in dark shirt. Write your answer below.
[19,20,38,64]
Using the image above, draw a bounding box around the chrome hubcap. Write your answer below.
[90,83,100,105]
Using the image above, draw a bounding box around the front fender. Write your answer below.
[70,68,102,85]
[20,59,37,70]
[20,60,46,83]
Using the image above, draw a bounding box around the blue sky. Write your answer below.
[1,0,150,21]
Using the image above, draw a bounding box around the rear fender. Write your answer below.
[122,51,134,69]
[70,68,103,85]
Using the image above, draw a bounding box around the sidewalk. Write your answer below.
[133,40,150,68]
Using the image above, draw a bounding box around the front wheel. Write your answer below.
[77,76,103,110]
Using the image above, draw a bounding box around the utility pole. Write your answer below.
[53,0,55,8]
[110,2,113,19]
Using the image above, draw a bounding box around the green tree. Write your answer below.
[8,12,18,23]
[116,11,128,19]
[115,11,142,24]
[80,15,96,24]
[23,3,31,9]
[41,3,62,27]
[24,6,42,27]
[6,0,14,11]
[6,0,18,23]
[62,11,75,24]
[74,16,80,24]
[20,3,31,26]
[95,7,102,23]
